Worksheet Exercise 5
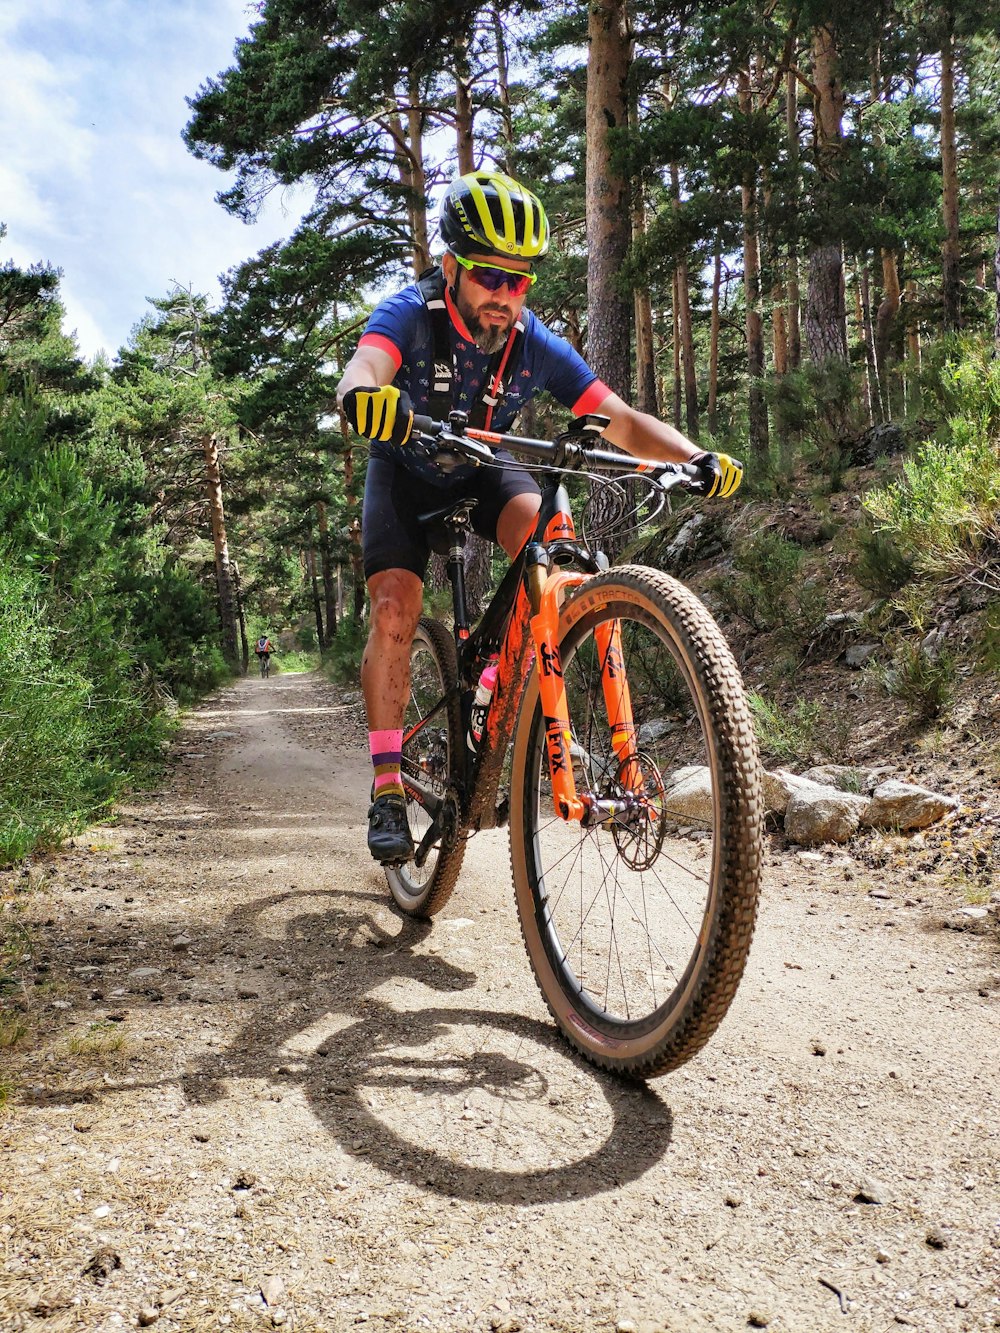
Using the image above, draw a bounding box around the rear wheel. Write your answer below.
[509,567,763,1078]
[386,618,466,917]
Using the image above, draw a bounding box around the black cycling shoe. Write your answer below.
[367,792,414,866]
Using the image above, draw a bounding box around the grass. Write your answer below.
[65,1019,126,1057]
[748,691,824,767]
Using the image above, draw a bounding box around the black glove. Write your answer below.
[690,450,743,498]
[342,385,414,447]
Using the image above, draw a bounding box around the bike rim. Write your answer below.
[523,600,721,1036]
[391,635,451,908]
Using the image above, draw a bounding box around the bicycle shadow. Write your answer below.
[180,886,675,1205]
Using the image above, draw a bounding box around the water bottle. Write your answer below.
[467,657,499,752]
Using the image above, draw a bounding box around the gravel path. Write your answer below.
[1,671,997,1333]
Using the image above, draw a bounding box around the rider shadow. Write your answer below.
[181,886,674,1205]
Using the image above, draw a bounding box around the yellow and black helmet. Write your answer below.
[439,170,550,261]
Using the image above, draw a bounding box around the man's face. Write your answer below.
[443,250,533,354]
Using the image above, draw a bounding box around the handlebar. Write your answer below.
[408,411,712,495]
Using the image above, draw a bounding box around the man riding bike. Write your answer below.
[254,635,274,673]
[336,169,743,866]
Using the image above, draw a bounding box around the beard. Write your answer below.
[454,283,514,354]
[468,314,511,354]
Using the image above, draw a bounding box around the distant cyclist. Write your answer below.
[254,634,274,678]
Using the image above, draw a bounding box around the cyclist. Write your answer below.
[254,634,274,675]
[336,169,743,866]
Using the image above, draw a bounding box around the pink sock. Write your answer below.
[369,729,404,797]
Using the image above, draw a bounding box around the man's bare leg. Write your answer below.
[496,492,541,559]
[361,567,424,730]
[362,567,424,864]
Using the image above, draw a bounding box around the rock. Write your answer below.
[662,765,715,824]
[138,1307,160,1327]
[126,967,162,992]
[260,1276,285,1306]
[805,762,874,789]
[844,643,879,669]
[232,1170,257,1190]
[784,786,868,846]
[661,512,705,564]
[855,1179,888,1204]
[942,908,991,934]
[926,1226,948,1249]
[863,779,959,831]
[171,935,192,951]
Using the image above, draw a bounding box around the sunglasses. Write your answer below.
[452,252,537,296]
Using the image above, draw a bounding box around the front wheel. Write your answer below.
[509,567,763,1079]
[386,618,466,918]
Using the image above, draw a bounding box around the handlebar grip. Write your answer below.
[411,413,443,438]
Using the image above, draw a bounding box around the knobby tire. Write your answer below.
[509,566,763,1078]
[386,617,466,918]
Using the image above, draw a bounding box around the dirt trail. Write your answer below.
[2,671,998,1333]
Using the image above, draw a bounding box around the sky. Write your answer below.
[1,0,303,362]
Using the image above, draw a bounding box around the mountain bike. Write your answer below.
[388,410,764,1079]
[257,653,271,679]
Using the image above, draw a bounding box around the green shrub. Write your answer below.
[865,349,1000,599]
[852,522,915,596]
[322,616,368,685]
[748,691,824,766]
[713,530,828,647]
[870,642,956,721]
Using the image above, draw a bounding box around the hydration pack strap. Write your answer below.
[416,266,525,430]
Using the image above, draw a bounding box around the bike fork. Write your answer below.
[527,570,643,826]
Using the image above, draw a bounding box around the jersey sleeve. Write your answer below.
[524,315,611,415]
[358,285,426,372]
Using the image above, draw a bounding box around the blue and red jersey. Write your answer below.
[358,279,610,485]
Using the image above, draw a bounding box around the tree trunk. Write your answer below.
[201,432,239,669]
[671,270,682,428]
[940,24,962,332]
[708,241,722,435]
[805,27,848,372]
[905,277,922,412]
[738,68,769,458]
[305,546,324,649]
[388,93,430,278]
[995,179,1000,357]
[492,5,515,175]
[633,184,658,414]
[317,500,337,641]
[805,244,848,365]
[455,33,475,175]
[785,68,802,371]
[670,162,699,438]
[232,558,249,675]
[876,250,902,417]
[854,259,879,424]
[585,0,631,397]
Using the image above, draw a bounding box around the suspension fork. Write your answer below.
[528,569,586,821]
[593,619,643,791]
[527,567,645,823]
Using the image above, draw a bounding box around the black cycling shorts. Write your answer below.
[362,452,541,581]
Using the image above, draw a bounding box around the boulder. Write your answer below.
[662,765,715,825]
[862,779,960,831]
[783,787,869,846]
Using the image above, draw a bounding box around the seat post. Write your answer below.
[447,529,471,637]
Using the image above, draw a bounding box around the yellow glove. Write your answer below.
[342,385,414,446]
[691,451,743,497]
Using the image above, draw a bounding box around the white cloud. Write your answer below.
[0,0,301,361]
